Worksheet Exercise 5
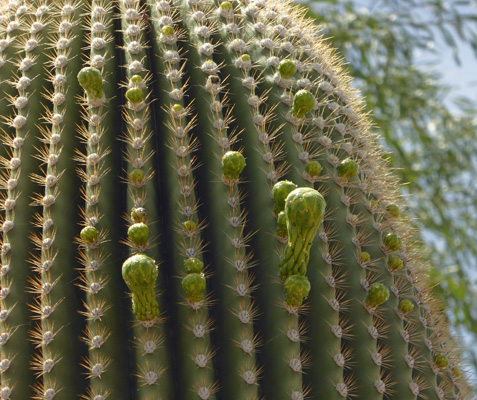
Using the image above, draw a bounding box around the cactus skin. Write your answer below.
[0,0,473,399]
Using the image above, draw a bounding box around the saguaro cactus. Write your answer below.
[0,0,473,399]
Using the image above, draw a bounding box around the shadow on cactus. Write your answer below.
[0,0,472,399]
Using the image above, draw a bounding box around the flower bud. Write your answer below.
[290,89,315,118]
[80,226,98,244]
[337,158,358,180]
[184,258,204,274]
[126,87,144,103]
[398,299,414,314]
[161,25,174,35]
[284,274,311,307]
[305,160,322,178]
[182,273,206,302]
[129,168,144,184]
[131,207,148,223]
[128,223,149,246]
[272,180,297,215]
[276,211,287,238]
[366,283,389,308]
[383,233,402,252]
[278,59,296,79]
[387,255,403,270]
[359,251,371,263]
[386,204,399,217]
[433,353,449,370]
[77,67,103,99]
[222,151,246,181]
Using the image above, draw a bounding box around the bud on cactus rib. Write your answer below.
[148,1,216,397]
[77,67,103,101]
[366,283,390,308]
[278,187,326,281]
[122,1,172,396]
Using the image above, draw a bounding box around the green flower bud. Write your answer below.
[272,180,297,215]
[276,211,287,238]
[128,223,149,247]
[130,74,143,84]
[359,251,371,263]
[131,207,148,223]
[122,254,159,321]
[77,67,103,100]
[290,89,315,118]
[222,151,246,181]
[182,273,206,302]
[183,220,196,232]
[122,254,157,294]
[278,59,296,79]
[284,274,311,307]
[184,258,204,274]
[240,54,251,62]
[126,87,144,103]
[80,226,98,244]
[387,255,403,271]
[337,158,358,180]
[172,103,183,112]
[161,25,174,35]
[365,283,390,308]
[383,232,402,252]
[451,367,461,378]
[279,188,326,281]
[305,160,322,178]
[129,168,144,184]
[220,1,232,9]
[433,353,449,370]
[398,299,414,314]
[386,204,399,217]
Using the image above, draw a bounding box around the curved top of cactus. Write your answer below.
[0,0,472,399]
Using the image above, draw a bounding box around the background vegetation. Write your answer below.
[303,0,477,374]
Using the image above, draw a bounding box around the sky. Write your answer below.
[415,24,477,111]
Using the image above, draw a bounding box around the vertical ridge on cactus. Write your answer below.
[0,0,473,399]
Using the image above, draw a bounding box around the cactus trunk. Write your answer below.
[0,0,472,399]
